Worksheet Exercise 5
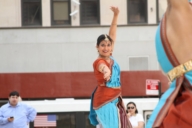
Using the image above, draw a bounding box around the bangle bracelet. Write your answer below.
[100,66,105,72]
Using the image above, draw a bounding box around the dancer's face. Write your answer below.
[97,40,112,58]
[127,104,136,115]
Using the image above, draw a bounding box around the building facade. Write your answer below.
[0,0,167,73]
[0,0,168,128]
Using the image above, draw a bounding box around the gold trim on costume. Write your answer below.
[167,59,192,82]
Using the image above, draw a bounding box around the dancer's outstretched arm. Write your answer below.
[109,6,119,51]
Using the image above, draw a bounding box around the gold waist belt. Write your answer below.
[167,59,192,82]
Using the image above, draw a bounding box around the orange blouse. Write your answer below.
[92,58,121,109]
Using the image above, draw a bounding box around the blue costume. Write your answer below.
[146,14,192,128]
[89,57,132,128]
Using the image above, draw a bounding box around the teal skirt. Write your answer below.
[95,98,119,128]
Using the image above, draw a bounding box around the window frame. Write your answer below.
[51,0,71,26]
[127,0,148,24]
[30,112,94,128]
[21,0,42,26]
[0,101,7,107]
[156,0,159,23]
[80,0,100,25]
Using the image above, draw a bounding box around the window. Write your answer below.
[22,0,42,26]
[80,0,100,25]
[57,113,76,128]
[33,113,75,128]
[31,112,94,128]
[128,0,147,23]
[129,57,148,70]
[0,102,6,107]
[51,0,71,25]
[144,110,152,128]
[84,112,95,128]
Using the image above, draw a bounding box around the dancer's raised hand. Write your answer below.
[110,6,119,16]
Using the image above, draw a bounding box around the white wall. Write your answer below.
[148,0,157,24]
[42,0,51,27]
[0,26,158,73]
[18,98,159,114]
[100,0,127,25]
[0,0,160,28]
[71,0,80,26]
[0,0,21,27]
[0,0,160,73]
[158,0,167,21]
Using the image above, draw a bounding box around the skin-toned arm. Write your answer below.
[109,6,119,51]
[136,121,144,128]
[98,64,111,81]
[131,121,144,128]
[167,0,190,10]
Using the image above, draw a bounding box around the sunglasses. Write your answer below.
[127,107,135,109]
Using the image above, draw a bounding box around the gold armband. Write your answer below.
[99,65,105,72]
[167,59,192,82]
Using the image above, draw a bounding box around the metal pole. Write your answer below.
[158,82,161,99]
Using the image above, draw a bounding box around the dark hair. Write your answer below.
[96,34,113,46]
[9,91,20,97]
[126,102,138,114]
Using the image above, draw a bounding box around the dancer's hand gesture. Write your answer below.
[110,6,119,16]
[103,68,111,81]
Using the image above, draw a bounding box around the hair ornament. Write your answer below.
[104,34,109,41]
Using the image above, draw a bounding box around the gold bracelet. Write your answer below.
[99,66,105,72]
[102,66,105,72]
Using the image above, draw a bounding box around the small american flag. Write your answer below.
[34,115,57,127]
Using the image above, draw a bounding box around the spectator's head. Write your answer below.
[9,91,20,106]
[126,102,138,115]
